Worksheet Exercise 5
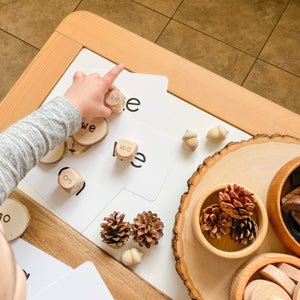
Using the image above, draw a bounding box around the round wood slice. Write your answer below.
[244,279,290,300]
[0,198,30,241]
[172,134,300,300]
[66,137,91,155]
[40,142,66,163]
[73,117,108,146]
[294,282,300,300]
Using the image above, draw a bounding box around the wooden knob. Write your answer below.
[58,168,85,195]
[114,139,138,162]
[73,117,108,146]
[104,90,125,113]
[0,198,30,241]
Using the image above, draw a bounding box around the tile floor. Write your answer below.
[0,0,299,115]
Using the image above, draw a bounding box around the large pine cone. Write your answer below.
[131,211,164,248]
[200,204,232,239]
[219,184,256,219]
[230,217,258,245]
[100,211,130,249]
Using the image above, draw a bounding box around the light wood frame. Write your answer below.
[1,11,300,299]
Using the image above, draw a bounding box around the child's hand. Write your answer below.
[64,64,125,119]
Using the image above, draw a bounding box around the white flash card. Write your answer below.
[11,239,72,298]
[25,153,125,232]
[92,114,181,201]
[30,262,113,300]
[44,48,168,128]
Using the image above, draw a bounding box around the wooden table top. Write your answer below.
[1,11,300,300]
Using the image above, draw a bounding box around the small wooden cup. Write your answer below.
[267,156,300,256]
[192,183,268,259]
[230,253,300,300]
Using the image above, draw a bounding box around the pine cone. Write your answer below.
[200,204,232,239]
[100,211,130,249]
[219,184,256,219]
[230,217,258,245]
[131,211,164,248]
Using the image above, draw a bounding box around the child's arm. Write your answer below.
[0,64,124,204]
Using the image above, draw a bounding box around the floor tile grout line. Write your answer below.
[241,0,292,86]
[258,58,300,78]
[73,0,84,11]
[172,19,256,58]
[255,0,291,59]
[155,0,185,44]
[0,28,40,50]
[130,0,172,18]
[241,58,258,86]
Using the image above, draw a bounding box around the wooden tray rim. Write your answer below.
[172,134,300,300]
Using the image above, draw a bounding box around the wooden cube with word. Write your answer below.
[114,139,138,162]
[104,90,126,113]
[58,168,85,195]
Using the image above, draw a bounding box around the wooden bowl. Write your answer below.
[230,252,300,300]
[192,183,268,259]
[267,156,300,256]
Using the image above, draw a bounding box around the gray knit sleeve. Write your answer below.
[0,96,81,204]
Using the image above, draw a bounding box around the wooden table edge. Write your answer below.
[0,11,299,300]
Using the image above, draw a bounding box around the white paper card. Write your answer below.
[30,261,113,300]
[10,239,72,298]
[44,48,168,129]
[25,153,125,232]
[91,114,181,201]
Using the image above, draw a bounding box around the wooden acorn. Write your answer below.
[58,167,85,195]
[120,248,144,266]
[182,130,198,151]
[206,125,228,141]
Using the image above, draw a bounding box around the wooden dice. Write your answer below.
[104,90,126,113]
[114,139,138,162]
[58,168,85,195]
[0,198,30,241]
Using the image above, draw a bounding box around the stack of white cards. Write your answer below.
[25,50,181,233]
[11,239,113,299]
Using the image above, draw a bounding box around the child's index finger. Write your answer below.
[102,64,125,87]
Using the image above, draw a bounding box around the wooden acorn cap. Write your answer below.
[40,142,66,163]
[0,198,30,241]
[267,156,300,256]
[230,253,300,300]
[192,183,268,259]
[73,117,108,146]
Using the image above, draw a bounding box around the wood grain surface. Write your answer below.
[10,189,170,300]
[1,11,300,300]
[173,134,300,300]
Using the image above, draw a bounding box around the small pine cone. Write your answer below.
[219,184,256,219]
[230,217,258,245]
[131,211,164,248]
[100,211,130,249]
[200,204,232,239]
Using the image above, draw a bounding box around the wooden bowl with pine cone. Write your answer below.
[192,183,268,259]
